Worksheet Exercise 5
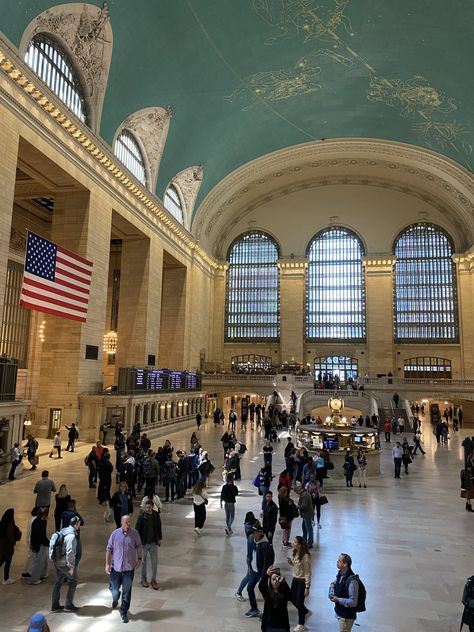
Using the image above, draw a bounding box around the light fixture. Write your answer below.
[103,330,117,354]
[38,320,46,343]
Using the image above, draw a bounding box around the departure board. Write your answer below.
[169,371,186,389]
[146,369,169,390]
[186,372,198,389]
[118,367,201,394]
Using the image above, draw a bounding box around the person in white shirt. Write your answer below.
[8,443,22,480]
[139,493,162,514]
[392,442,403,479]
[49,432,62,459]
[192,479,208,535]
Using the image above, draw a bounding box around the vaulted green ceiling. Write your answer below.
[2,1,473,213]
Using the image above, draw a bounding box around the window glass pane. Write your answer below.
[25,34,87,124]
[164,185,184,224]
[225,231,280,340]
[314,356,358,384]
[306,227,365,340]
[114,130,147,186]
[403,356,452,379]
[394,223,458,341]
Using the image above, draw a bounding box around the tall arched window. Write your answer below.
[306,227,366,340]
[24,33,88,123]
[114,130,147,186]
[164,184,184,224]
[225,231,280,340]
[394,223,458,341]
[314,356,359,383]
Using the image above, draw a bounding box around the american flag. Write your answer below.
[20,231,93,323]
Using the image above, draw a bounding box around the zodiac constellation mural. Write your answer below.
[224,0,472,167]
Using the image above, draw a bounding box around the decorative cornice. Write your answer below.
[363,256,397,267]
[171,165,203,228]
[0,41,220,271]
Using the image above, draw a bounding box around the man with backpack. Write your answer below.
[50,515,81,612]
[329,552,365,631]
[65,423,79,452]
[142,449,159,497]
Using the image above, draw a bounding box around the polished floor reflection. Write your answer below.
[0,419,471,632]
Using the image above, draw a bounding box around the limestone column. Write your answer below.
[36,189,112,435]
[0,118,19,317]
[279,259,307,366]
[363,256,396,377]
[454,253,474,378]
[115,237,163,368]
[209,266,227,369]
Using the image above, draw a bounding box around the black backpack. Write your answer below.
[461,575,474,629]
[348,574,367,613]
[48,530,65,562]
[142,457,154,479]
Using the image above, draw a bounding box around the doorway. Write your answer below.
[49,408,62,438]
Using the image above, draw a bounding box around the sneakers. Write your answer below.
[194,527,201,536]
[244,609,260,618]
[235,592,246,602]
[51,606,64,613]
[141,580,149,588]
[317,522,322,529]
[64,605,80,612]
[21,573,31,579]
[225,528,230,536]
[2,578,15,585]
[228,528,233,534]
[121,613,129,623]
[151,580,159,590]
[28,579,42,585]
[293,625,307,632]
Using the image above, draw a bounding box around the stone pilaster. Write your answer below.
[279,259,307,366]
[208,266,227,369]
[454,252,474,378]
[363,256,396,376]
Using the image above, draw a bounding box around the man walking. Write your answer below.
[24,434,39,470]
[135,499,162,590]
[105,515,142,624]
[49,432,62,459]
[329,552,359,632]
[85,445,99,488]
[244,521,275,618]
[220,475,239,535]
[412,430,426,455]
[384,418,391,443]
[392,442,403,479]
[296,483,314,548]
[50,516,81,613]
[261,491,278,541]
[65,423,79,452]
[8,442,22,480]
[33,470,56,508]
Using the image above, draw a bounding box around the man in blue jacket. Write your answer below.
[244,521,274,618]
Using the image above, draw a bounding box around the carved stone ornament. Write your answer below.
[119,106,173,191]
[20,2,113,132]
[171,165,204,226]
[9,228,27,254]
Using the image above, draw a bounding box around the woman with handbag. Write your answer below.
[192,479,208,535]
[110,481,134,528]
[305,475,327,529]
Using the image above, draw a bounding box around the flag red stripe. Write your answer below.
[52,275,90,295]
[56,266,92,286]
[57,244,93,267]
[20,299,86,322]
[22,277,89,303]
[56,254,92,277]
[21,289,88,313]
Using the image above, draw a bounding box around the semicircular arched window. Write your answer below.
[164,184,184,224]
[114,130,147,186]
[24,33,88,124]
[394,223,458,342]
[306,227,366,341]
[225,231,280,341]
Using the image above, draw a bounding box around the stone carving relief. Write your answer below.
[171,165,203,227]
[20,2,113,133]
[119,106,173,191]
[9,228,27,254]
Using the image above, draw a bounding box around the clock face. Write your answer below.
[329,397,343,412]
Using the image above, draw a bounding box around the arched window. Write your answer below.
[404,357,452,379]
[164,184,184,224]
[314,356,359,384]
[24,33,88,123]
[306,227,366,340]
[394,223,458,341]
[225,231,280,340]
[114,130,147,186]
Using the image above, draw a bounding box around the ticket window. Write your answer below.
[338,434,353,451]
[48,409,61,438]
[354,433,377,450]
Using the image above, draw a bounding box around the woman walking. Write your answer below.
[305,475,325,528]
[0,508,22,585]
[402,439,412,475]
[192,479,208,535]
[258,566,295,632]
[288,536,311,632]
[97,451,113,504]
[235,512,258,601]
[54,484,71,531]
[356,449,367,488]
[29,507,49,585]
[278,486,296,547]
[110,482,134,528]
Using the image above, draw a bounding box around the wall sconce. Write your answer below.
[38,320,45,343]
[103,331,117,354]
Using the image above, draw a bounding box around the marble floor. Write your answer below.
[0,419,471,632]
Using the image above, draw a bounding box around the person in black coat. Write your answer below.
[258,567,295,632]
[110,482,134,528]
[261,491,278,541]
[97,452,113,504]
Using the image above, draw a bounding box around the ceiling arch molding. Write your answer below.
[193,138,474,258]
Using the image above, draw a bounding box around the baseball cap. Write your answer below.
[252,520,263,532]
[28,612,47,631]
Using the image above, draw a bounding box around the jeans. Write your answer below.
[30,545,48,583]
[357,468,367,486]
[0,552,13,580]
[52,565,78,608]
[88,465,97,487]
[291,577,309,625]
[141,543,158,582]
[8,459,20,480]
[224,502,235,529]
[385,431,391,442]
[165,478,176,502]
[413,440,425,455]
[237,571,250,595]
[246,570,260,611]
[302,516,313,547]
[109,568,134,616]
[394,457,402,478]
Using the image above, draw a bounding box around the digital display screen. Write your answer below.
[118,367,201,394]
[186,372,198,389]
[169,371,186,389]
[146,369,169,390]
